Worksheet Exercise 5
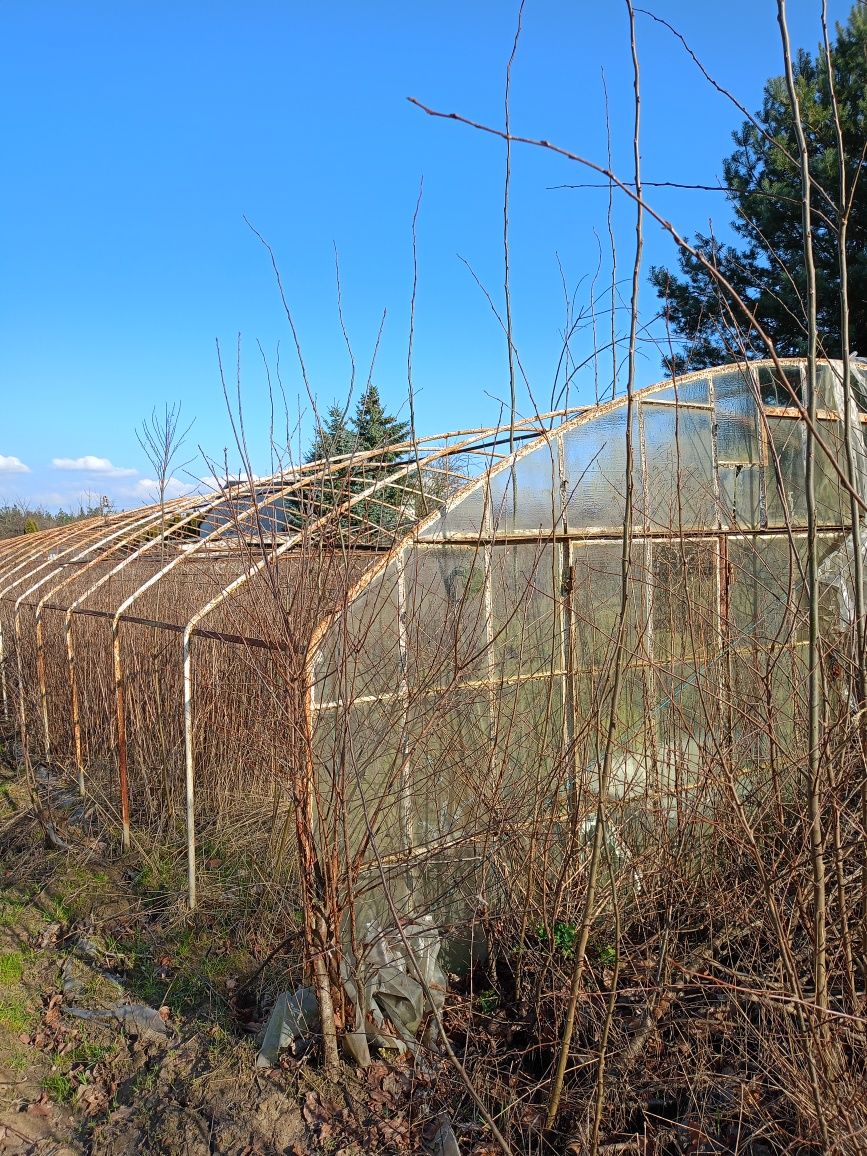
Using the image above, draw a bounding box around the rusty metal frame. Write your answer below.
[180,430,528,906]
[0,522,93,723]
[3,356,862,907]
[5,514,149,769]
[32,498,195,767]
[303,358,864,877]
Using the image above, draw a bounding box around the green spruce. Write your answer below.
[650,2,867,371]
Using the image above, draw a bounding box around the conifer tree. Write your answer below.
[650,3,867,371]
[305,403,355,463]
[352,385,409,453]
[305,388,412,532]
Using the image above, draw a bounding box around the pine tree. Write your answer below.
[305,404,356,463]
[352,385,409,454]
[650,3,867,371]
[305,389,409,464]
[304,388,412,532]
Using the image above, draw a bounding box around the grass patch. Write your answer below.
[67,1039,112,1066]
[42,1036,117,1108]
[0,950,25,983]
[134,850,184,895]
[164,970,210,1013]
[133,1062,160,1094]
[122,922,250,1017]
[54,865,115,918]
[43,1071,76,1104]
[205,1023,238,1065]
[0,780,17,816]
[0,897,26,928]
[0,993,31,1034]
[46,896,72,924]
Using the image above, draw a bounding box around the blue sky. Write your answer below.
[0,1,852,510]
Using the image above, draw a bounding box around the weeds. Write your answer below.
[0,898,25,928]
[46,897,72,925]
[0,993,30,1034]
[0,950,25,983]
[535,921,579,959]
[66,1039,112,1066]
[42,1071,75,1104]
[476,989,499,1015]
[596,944,616,968]
[132,1062,160,1095]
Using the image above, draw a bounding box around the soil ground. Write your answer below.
[0,763,429,1156]
[6,752,834,1155]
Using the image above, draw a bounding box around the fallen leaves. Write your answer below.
[25,1093,51,1117]
[297,1063,421,1154]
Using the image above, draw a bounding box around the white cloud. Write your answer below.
[52,455,137,477]
[197,476,224,492]
[0,454,30,474]
[133,476,196,500]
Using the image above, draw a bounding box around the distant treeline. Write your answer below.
[0,500,111,541]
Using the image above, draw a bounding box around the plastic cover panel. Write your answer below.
[765,416,806,526]
[490,542,557,678]
[316,696,410,858]
[568,542,647,672]
[420,486,487,540]
[638,405,716,530]
[727,536,801,648]
[715,384,760,466]
[717,466,762,529]
[814,418,850,527]
[561,411,633,530]
[650,539,719,665]
[406,688,490,840]
[314,567,402,705]
[488,440,561,533]
[643,377,710,405]
[403,544,488,688]
[755,364,803,407]
[713,367,757,406]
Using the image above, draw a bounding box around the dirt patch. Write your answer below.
[0,765,315,1155]
[91,1063,307,1155]
[0,762,457,1156]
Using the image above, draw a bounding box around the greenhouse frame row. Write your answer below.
[1,358,865,922]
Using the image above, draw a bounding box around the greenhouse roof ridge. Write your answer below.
[303,356,867,662]
[2,357,862,654]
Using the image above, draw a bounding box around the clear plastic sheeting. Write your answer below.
[561,410,631,529]
[342,916,446,1059]
[307,358,867,926]
[819,527,867,629]
[256,917,447,1068]
[3,358,867,921]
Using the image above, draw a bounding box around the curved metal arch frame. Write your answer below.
[7,358,864,910]
[39,497,208,781]
[0,522,103,722]
[176,419,561,905]
[304,356,866,669]
[1,513,147,753]
[301,357,867,883]
[9,508,175,767]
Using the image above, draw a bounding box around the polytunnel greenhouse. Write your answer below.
[2,357,866,925]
